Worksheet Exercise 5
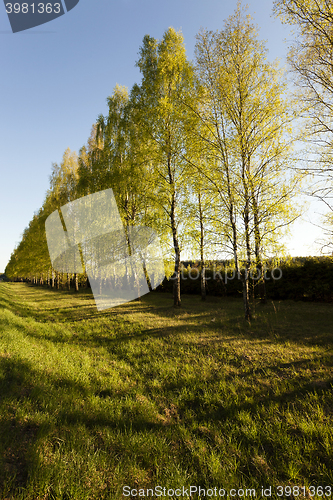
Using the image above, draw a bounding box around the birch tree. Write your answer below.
[134,27,194,307]
[194,4,300,319]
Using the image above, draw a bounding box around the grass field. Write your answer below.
[0,282,332,500]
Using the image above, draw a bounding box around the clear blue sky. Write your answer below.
[0,0,325,272]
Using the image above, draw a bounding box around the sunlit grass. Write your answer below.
[0,282,332,499]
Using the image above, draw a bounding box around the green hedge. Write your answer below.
[154,257,333,302]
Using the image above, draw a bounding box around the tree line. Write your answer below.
[5,2,333,319]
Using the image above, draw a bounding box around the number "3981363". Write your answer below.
[5,3,61,14]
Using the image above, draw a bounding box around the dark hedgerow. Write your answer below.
[155,257,333,302]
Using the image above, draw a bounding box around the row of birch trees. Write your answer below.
[6,4,309,319]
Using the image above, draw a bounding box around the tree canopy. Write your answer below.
[6,6,310,318]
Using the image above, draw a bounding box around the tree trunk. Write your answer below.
[143,260,152,292]
[198,191,206,301]
[172,221,181,307]
[173,260,181,307]
[250,180,266,304]
[242,275,251,321]
[168,155,181,307]
[241,155,252,321]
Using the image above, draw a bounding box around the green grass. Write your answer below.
[0,282,333,499]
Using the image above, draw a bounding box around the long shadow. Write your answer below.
[1,283,164,325]
[2,283,333,497]
[1,320,333,495]
[6,294,333,369]
[0,356,41,493]
[0,352,186,496]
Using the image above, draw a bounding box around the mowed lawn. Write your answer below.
[0,282,333,500]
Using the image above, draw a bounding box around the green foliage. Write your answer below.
[5,12,310,315]
[192,4,302,318]
[268,256,333,301]
[156,257,333,302]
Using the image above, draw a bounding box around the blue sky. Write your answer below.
[0,0,325,272]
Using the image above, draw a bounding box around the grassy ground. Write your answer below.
[0,282,332,500]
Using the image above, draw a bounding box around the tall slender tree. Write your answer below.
[134,28,194,307]
[194,4,301,319]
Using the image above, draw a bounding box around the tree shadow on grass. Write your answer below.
[0,356,41,495]
[0,353,182,497]
[1,328,333,496]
